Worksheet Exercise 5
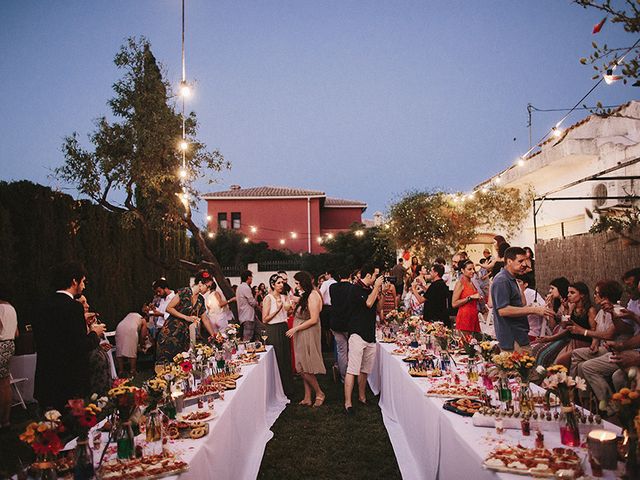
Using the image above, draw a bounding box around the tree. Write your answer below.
[387,187,531,261]
[321,224,396,273]
[576,1,640,86]
[55,37,236,310]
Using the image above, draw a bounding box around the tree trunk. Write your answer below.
[185,215,239,321]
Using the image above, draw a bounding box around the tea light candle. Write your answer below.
[587,429,618,470]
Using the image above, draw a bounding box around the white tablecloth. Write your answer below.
[369,342,623,480]
[166,345,288,480]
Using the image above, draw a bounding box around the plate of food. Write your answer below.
[443,398,484,417]
[167,420,210,440]
[483,445,583,478]
[97,453,189,479]
[380,337,396,343]
[425,384,483,399]
[408,367,443,378]
[179,410,215,423]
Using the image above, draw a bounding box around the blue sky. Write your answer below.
[0,1,636,220]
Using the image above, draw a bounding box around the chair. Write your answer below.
[9,373,27,409]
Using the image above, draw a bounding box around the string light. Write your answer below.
[495,176,502,184]
[481,186,489,193]
[355,229,364,237]
[178,167,188,178]
[179,140,189,151]
[551,127,562,138]
[327,233,334,240]
[517,157,525,167]
[207,232,214,238]
[243,237,249,243]
[179,80,191,97]
[279,239,285,245]
[317,236,323,243]
[250,226,257,233]
[206,215,212,222]
[290,232,297,239]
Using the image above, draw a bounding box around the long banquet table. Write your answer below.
[368,341,623,480]
[90,346,288,480]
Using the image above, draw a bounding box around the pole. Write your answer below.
[533,198,538,244]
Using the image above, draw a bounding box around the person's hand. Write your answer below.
[187,315,199,323]
[100,342,112,352]
[605,341,624,352]
[285,327,297,338]
[613,307,639,323]
[534,306,555,317]
[91,323,106,337]
[589,341,600,353]
[610,349,640,369]
[374,275,385,289]
[567,324,585,335]
[600,300,614,313]
[470,293,482,300]
[535,336,550,344]
[229,297,236,302]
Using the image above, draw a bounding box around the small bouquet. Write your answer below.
[225,323,240,342]
[478,340,499,363]
[209,332,226,350]
[108,379,147,421]
[194,343,214,360]
[65,397,105,438]
[491,351,516,378]
[143,377,168,413]
[510,351,536,383]
[404,316,421,334]
[19,410,65,459]
[460,335,479,359]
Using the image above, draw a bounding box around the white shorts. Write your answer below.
[346,334,376,376]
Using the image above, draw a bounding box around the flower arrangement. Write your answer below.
[209,332,226,349]
[478,340,499,363]
[385,309,408,323]
[66,397,105,437]
[194,343,213,360]
[143,377,168,413]
[510,351,536,382]
[19,410,65,458]
[108,380,146,421]
[460,335,479,359]
[225,323,240,341]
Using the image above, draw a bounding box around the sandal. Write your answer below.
[313,394,326,407]
[298,399,312,406]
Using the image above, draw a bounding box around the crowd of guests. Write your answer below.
[1,243,639,427]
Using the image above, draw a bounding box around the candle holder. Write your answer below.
[587,429,618,470]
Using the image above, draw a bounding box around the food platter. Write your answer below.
[97,453,189,479]
[425,384,483,399]
[482,445,583,478]
[408,367,443,378]
[167,419,211,440]
[443,398,483,417]
[178,410,215,422]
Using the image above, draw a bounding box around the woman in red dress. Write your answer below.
[452,260,482,335]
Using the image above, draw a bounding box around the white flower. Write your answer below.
[574,376,587,391]
[565,376,576,387]
[542,374,558,390]
[556,371,567,385]
[535,365,546,375]
[44,410,62,421]
[90,393,98,401]
[97,396,109,408]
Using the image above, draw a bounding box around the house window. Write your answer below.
[231,212,241,229]
[218,212,228,229]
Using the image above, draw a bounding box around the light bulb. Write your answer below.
[481,187,488,194]
[207,232,214,238]
[179,81,191,97]
[279,239,285,245]
[206,215,212,222]
[517,157,525,167]
[552,127,562,138]
[355,230,364,237]
[327,233,334,240]
[290,232,297,239]
[317,236,323,244]
[179,141,189,151]
[243,237,249,243]
[250,226,257,233]
[495,176,502,184]
[179,167,188,178]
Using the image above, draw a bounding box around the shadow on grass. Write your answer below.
[258,354,401,480]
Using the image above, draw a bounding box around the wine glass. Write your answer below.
[261,331,268,345]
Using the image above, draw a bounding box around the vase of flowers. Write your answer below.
[539,364,586,447]
[65,398,102,480]
[107,380,146,459]
[114,421,135,460]
[610,386,640,478]
[20,410,65,480]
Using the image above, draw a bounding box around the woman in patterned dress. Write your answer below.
[156,271,214,364]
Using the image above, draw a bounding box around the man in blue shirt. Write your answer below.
[491,247,553,351]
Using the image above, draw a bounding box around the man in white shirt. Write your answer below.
[149,279,175,335]
[237,270,259,341]
[319,270,337,351]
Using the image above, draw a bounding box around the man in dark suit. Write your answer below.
[34,262,105,411]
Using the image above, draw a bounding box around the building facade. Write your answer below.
[475,101,640,250]
[202,185,367,254]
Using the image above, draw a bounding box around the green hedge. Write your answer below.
[0,181,192,331]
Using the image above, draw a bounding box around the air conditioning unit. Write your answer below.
[591,180,636,210]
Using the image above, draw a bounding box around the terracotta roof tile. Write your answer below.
[202,185,325,198]
[324,197,368,208]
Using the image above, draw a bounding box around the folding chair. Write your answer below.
[9,373,27,409]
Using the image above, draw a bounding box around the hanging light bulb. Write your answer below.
[327,233,334,240]
[243,237,249,244]
[290,232,297,239]
[495,176,502,184]
[517,157,525,167]
[481,186,489,194]
[178,167,188,178]
[552,127,563,138]
[317,236,323,244]
[279,239,286,245]
[207,232,214,238]
[355,229,364,237]
[179,80,191,97]
[250,226,257,233]
[206,215,212,222]
[179,140,189,151]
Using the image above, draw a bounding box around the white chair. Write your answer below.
[9,373,27,409]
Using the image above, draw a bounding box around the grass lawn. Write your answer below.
[258,353,401,480]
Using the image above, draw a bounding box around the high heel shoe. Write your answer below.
[313,393,325,407]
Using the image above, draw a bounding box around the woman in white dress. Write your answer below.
[205,280,236,334]
[115,312,148,377]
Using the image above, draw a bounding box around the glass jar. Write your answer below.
[466,358,479,383]
[518,382,534,414]
[145,409,164,456]
[558,406,580,447]
[115,421,135,460]
[73,437,94,480]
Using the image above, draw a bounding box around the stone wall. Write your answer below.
[534,231,640,299]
